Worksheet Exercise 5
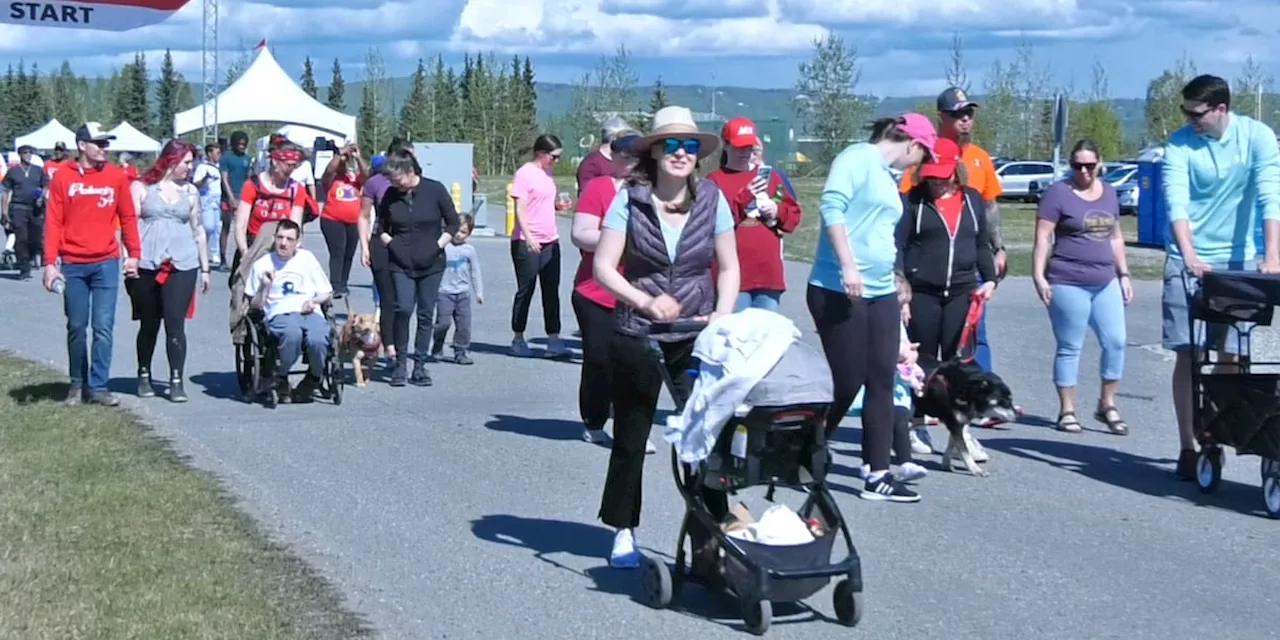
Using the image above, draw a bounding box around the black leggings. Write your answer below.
[600,333,728,530]
[368,238,396,347]
[510,240,561,335]
[127,267,199,377]
[806,285,901,472]
[908,288,974,373]
[320,217,359,294]
[571,292,614,430]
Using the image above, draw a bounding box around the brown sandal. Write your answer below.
[1095,405,1128,436]
[1057,411,1082,433]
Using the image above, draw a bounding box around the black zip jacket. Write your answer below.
[376,177,461,278]
[895,184,996,296]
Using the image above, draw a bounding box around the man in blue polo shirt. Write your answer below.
[1161,74,1280,481]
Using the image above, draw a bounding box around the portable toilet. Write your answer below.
[1136,160,1167,248]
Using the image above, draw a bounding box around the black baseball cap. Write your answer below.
[937,87,978,112]
[75,122,116,144]
[53,141,67,151]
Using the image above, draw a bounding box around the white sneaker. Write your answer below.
[645,439,657,454]
[909,428,933,455]
[610,528,642,568]
[898,462,928,482]
[583,428,612,445]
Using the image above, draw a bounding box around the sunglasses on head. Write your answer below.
[661,138,700,156]
[1071,162,1098,171]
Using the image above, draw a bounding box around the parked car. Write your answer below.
[996,161,1058,201]
[1106,167,1140,215]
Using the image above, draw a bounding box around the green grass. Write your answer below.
[477,174,1166,280]
[0,355,371,640]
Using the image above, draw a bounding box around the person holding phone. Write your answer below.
[707,116,802,311]
[319,141,366,298]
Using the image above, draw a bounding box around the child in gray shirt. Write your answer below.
[433,214,483,364]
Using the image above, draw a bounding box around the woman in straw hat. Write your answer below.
[807,113,938,504]
[591,106,740,570]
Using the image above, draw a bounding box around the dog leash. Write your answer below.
[957,291,987,364]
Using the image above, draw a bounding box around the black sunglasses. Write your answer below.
[661,138,701,156]
[944,107,976,120]
[1181,106,1215,121]
[1071,162,1098,171]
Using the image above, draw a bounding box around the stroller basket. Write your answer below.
[700,404,831,493]
[1199,373,1280,461]
[722,508,842,603]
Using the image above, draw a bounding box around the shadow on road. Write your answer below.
[470,514,636,598]
[485,413,592,442]
[985,437,1272,519]
[190,370,244,400]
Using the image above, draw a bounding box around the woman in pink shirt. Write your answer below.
[510,134,572,358]
[569,130,641,446]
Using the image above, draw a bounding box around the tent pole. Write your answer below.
[200,0,219,144]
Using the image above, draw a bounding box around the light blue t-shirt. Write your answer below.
[808,143,904,298]
[602,187,735,260]
[1162,113,1280,264]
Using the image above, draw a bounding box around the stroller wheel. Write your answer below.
[833,579,864,627]
[1263,458,1279,481]
[640,555,672,609]
[741,598,771,636]
[1196,449,1222,494]
[1264,477,1280,519]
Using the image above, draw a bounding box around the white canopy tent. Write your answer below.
[106,121,161,153]
[173,47,357,140]
[14,119,76,150]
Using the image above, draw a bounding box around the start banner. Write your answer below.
[4,0,190,31]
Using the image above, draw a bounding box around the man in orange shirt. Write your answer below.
[43,123,141,407]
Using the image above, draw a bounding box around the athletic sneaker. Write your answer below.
[610,528,642,568]
[909,428,933,455]
[510,338,532,357]
[860,472,920,503]
[898,462,928,482]
[584,428,612,446]
[544,337,572,359]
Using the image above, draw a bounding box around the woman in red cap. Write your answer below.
[896,137,997,455]
[707,116,802,311]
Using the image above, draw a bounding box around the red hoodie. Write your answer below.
[706,167,802,292]
[44,162,140,265]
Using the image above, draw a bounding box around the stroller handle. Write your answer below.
[648,321,710,335]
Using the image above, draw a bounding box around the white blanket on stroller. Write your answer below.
[664,309,801,463]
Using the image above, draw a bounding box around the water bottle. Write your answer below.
[51,276,65,295]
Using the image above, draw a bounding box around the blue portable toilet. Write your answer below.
[1136,160,1167,248]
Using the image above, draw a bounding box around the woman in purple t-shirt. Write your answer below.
[1031,139,1133,435]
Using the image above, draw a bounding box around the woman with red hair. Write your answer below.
[125,138,211,402]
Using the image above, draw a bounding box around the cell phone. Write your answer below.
[755,164,772,185]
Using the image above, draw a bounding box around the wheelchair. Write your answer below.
[234,302,344,408]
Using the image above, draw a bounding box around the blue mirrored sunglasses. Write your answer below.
[661,138,700,156]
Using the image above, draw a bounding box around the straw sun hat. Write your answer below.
[634,106,721,159]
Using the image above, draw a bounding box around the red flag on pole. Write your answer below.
[255,38,268,50]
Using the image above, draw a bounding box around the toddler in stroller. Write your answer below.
[649,310,864,635]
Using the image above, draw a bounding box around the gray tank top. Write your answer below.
[138,182,200,271]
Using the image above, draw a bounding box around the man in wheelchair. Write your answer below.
[244,219,334,403]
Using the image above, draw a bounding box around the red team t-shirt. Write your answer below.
[572,175,622,309]
[323,173,363,224]
[240,177,309,237]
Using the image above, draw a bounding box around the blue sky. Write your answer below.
[0,0,1277,99]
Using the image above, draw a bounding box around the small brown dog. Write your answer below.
[338,312,382,387]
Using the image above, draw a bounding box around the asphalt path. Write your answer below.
[2,214,1278,639]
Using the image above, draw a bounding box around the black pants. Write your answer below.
[908,288,974,373]
[369,239,397,348]
[10,206,42,273]
[572,292,614,430]
[391,270,443,362]
[510,240,561,335]
[599,333,729,530]
[320,217,359,294]
[806,285,900,472]
[433,291,473,352]
[892,406,914,465]
[126,267,199,377]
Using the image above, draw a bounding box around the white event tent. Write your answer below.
[14,119,76,150]
[173,46,357,140]
[107,121,161,153]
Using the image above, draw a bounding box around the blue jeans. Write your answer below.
[267,311,330,381]
[63,259,120,393]
[200,201,221,259]
[1047,279,1127,388]
[734,290,782,312]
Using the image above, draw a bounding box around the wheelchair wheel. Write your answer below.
[235,342,259,403]
[328,354,344,406]
[1197,448,1223,494]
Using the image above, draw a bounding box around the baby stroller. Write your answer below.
[640,322,864,635]
[1186,270,1280,518]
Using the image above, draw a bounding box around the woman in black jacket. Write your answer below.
[376,149,461,387]
[895,136,996,374]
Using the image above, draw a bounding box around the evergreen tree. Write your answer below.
[24,62,51,129]
[300,56,318,98]
[431,56,459,142]
[326,58,345,111]
[398,58,431,142]
[355,48,391,152]
[641,76,669,130]
[155,49,182,138]
[0,66,14,143]
[10,62,40,137]
[47,61,85,130]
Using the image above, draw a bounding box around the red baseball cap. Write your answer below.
[919,137,960,179]
[721,116,760,148]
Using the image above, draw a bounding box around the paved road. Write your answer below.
[2,215,1278,640]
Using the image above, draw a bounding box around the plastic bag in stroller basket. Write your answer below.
[720,503,840,602]
[1200,374,1280,460]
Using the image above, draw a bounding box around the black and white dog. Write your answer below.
[915,359,1018,477]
